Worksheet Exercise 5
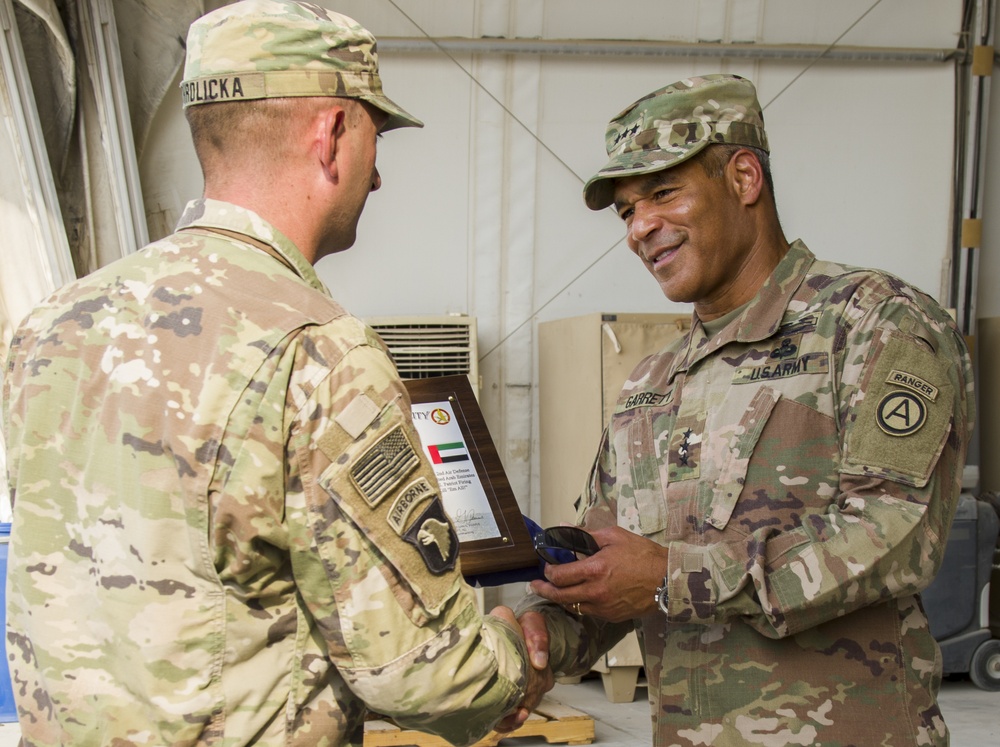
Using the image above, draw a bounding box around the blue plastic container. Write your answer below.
[0,523,17,721]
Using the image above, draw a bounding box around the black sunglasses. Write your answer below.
[533,526,599,565]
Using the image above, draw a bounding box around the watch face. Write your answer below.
[657,584,669,615]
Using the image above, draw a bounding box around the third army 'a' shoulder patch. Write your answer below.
[876,390,926,436]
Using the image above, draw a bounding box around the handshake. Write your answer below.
[482,523,667,734]
[481,523,602,732]
[488,606,555,733]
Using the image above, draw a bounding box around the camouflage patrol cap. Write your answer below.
[583,74,768,210]
[181,0,422,131]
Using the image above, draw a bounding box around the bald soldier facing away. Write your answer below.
[517,74,975,746]
[2,2,549,745]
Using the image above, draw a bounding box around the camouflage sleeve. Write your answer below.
[665,294,974,638]
[285,328,528,745]
[515,427,634,676]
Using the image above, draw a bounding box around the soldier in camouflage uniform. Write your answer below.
[517,74,975,746]
[2,2,550,745]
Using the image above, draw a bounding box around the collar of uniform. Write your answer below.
[675,240,815,372]
[175,198,329,295]
[734,239,815,343]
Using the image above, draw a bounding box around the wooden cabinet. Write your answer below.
[539,312,689,526]
[538,312,689,702]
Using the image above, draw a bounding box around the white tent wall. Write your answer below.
[8,0,993,557]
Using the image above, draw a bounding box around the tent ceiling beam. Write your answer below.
[380,37,960,64]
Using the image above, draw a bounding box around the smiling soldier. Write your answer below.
[517,74,975,747]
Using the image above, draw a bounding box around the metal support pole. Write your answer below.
[952,0,996,335]
[77,0,149,257]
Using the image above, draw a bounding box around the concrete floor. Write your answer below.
[520,673,1000,747]
[0,675,993,746]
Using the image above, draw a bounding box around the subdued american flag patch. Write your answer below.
[350,425,420,507]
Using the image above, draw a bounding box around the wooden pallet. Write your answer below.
[364,695,595,747]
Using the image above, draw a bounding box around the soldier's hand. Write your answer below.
[528,525,668,623]
[489,607,554,733]
[517,610,550,671]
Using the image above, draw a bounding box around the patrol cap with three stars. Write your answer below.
[181,0,423,131]
[583,74,768,210]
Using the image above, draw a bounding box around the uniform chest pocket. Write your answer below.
[706,386,782,532]
[613,408,669,536]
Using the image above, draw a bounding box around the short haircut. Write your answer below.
[185,96,362,175]
[699,143,774,198]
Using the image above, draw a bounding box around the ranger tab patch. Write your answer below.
[885,369,939,402]
[350,425,419,507]
[403,500,459,575]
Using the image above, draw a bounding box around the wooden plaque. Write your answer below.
[405,375,537,577]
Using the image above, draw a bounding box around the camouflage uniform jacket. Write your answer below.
[2,199,528,747]
[519,240,975,747]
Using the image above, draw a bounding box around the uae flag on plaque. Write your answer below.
[428,441,470,464]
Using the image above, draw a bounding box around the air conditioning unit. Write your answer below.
[365,315,479,399]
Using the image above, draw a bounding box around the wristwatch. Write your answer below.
[655,576,669,615]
